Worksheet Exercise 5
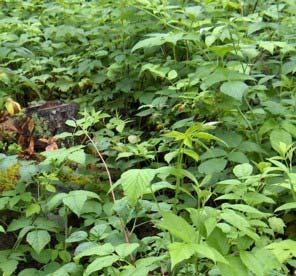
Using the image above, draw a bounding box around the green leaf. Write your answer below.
[209,45,235,57]
[223,203,269,217]
[218,256,248,276]
[275,202,296,212]
[220,209,250,230]
[156,166,198,184]
[115,243,139,258]
[266,240,296,263]
[233,163,253,178]
[66,231,88,243]
[8,218,32,232]
[207,228,230,255]
[201,148,227,160]
[120,169,156,205]
[68,150,87,165]
[168,242,195,269]
[240,250,264,276]
[132,36,166,52]
[116,152,134,160]
[281,120,296,138]
[198,158,227,174]
[84,255,119,276]
[0,225,5,233]
[228,151,249,163]
[25,203,41,217]
[52,262,81,276]
[132,33,185,52]
[26,230,51,254]
[194,132,225,144]
[204,217,217,237]
[259,41,275,54]
[74,243,114,261]
[268,217,285,234]
[0,260,18,276]
[65,120,76,127]
[47,193,67,210]
[240,248,280,276]
[182,149,199,161]
[194,243,228,264]
[168,70,178,80]
[164,151,178,164]
[63,193,87,217]
[220,81,248,102]
[163,131,185,141]
[159,212,197,243]
[270,129,292,154]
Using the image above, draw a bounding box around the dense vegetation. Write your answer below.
[1,0,296,275]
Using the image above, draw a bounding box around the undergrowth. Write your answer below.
[1,0,296,275]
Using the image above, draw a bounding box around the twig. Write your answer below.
[84,132,131,244]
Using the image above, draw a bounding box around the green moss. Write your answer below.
[0,163,20,192]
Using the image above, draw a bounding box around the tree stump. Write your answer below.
[26,101,79,136]
[21,101,79,150]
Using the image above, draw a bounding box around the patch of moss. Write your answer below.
[0,163,20,192]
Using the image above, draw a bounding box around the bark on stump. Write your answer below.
[24,101,79,149]
[26,101,78,136]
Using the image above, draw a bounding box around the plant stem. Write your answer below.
[64,207,68,251]
[84,132,131,244]
[175,143,184,200]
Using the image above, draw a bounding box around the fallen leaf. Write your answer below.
[27,118,35,134]
[27,138,35,155]
[18,135,25,148]
[5,98,22,115]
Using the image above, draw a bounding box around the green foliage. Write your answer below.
[1,0,296,275]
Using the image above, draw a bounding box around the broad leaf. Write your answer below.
[159,212,197,243]
[275,202,296,212]
[220,81,248,102]
[63,193,88,217]
[270,129,292,154]
[233,163,253,178]
[168,242,195,269]
[120,169,156,205]
[240,248,280,276]
[218,256,248,276]
[198,158,227,174]
[66,231,88,243]
[115,243,139,258]
[266,240,296,263]
[194,243,228,264]
[26,230,51,254]
[84,255,119,276]
[74,243,114,261]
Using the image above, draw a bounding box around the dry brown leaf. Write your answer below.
[18,135,25,148]
[27,138,35,155]
[27,118,35,134]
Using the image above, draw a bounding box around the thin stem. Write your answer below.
[84,132,131,244]
[175,143,184,199]
[85,132,116,202]
[252,0,259,13]
[288,174,296,202]
[64,207,68,251]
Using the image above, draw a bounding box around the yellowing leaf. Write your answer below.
[5,98,22,115]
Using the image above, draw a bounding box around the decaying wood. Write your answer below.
[26,100,79,136]
[0,101,79,154]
